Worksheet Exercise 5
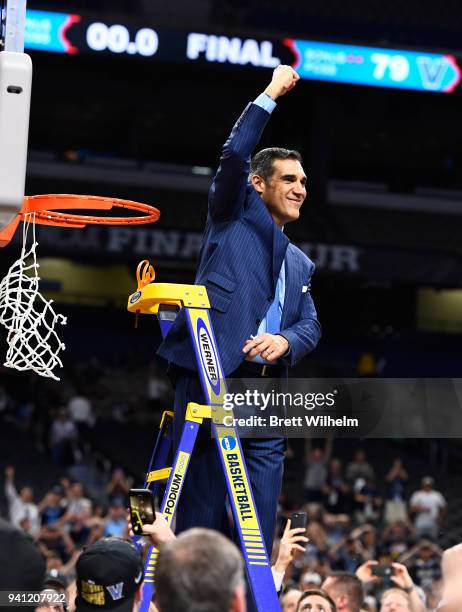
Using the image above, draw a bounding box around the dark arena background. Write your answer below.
[1,1,462,611]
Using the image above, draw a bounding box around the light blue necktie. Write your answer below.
[265,275,282,334]
[253,260,285,363]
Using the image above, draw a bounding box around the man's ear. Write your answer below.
[230,584,246,612]
[251,174,265,195]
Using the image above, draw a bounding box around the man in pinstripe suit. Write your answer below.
[158,65,321,569]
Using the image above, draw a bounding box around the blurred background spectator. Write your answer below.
[49,410,78,466]
[409,477,447,540]
[384,458,408,525]
[67,392,95,439]
[304,438,332,503]
[4,465,40,536]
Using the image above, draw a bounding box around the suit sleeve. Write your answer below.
[208,102,273,222]
[279,263,322,365]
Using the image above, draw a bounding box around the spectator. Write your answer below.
[59,477,72,497]
[356,560,425,612]
[384,458,408,524]
[44,569,68,594]
[300,572,323,591]
[49,409,78,465]
[38,524,75,563]
[409,476,446,539]
[346,450,375,487]
[103,502,127,537]
[330,537,365,573]
[44,549,81,582]
[4,465,40,535]
[351,525,378,561]
[69,502,94,548]
[296,589,337,611]
[35,588,65,612]
[379,588,411,611]
[106,468,130,505]
[156,528,246,612]
[67,392,95,438]
[322,572,364,612]
[304,438,333,502]
[281,586,302,611]
[19,515,35,537]
[324,514,349,549]
[39,486,67,526]
[65,481,92,520]
[303,522,331,570]
[323,458,351,515]
[46,551,65,573]
[353,479,382,524]
[74,537,143,611]
[382,521,414,561]
[400,540,442,590]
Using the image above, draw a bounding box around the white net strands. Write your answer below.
[0,214,66,380]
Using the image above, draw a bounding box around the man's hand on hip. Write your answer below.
[264,65,300,100]
[242,333,289,362]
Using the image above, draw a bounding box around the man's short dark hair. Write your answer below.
[326,572,363,611]
[250,147,302,182]
[297,589,336,612]
[156,528,244,612]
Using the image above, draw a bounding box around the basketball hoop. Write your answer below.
[0,194,161,379]
[0,194,161,247]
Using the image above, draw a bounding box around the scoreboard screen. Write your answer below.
[24,10,462,94]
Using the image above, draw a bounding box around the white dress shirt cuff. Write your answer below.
[253,92,277,114]
[271,566,285,591]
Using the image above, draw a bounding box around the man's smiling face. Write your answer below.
[252,157,307,226]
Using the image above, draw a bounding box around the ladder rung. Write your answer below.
[147,467,172,482]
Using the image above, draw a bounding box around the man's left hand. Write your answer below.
[273,519,309,573]
[390,563,414,590]
[242,333,289,362]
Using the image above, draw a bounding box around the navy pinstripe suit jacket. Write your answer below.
[157,101,321,375]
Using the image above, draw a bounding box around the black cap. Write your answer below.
[0,518,45,591]
[76,538,143,612]
[44,569,68,590]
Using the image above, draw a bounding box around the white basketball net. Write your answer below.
[0,214,66,380]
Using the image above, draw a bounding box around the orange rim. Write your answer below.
[0,194,160,247]
[21,194,160,227]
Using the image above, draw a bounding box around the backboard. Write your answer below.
[0,0,32,234]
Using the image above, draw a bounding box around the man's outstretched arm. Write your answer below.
[208,65,299,222]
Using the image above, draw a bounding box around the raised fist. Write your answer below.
[265,65,300,100]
